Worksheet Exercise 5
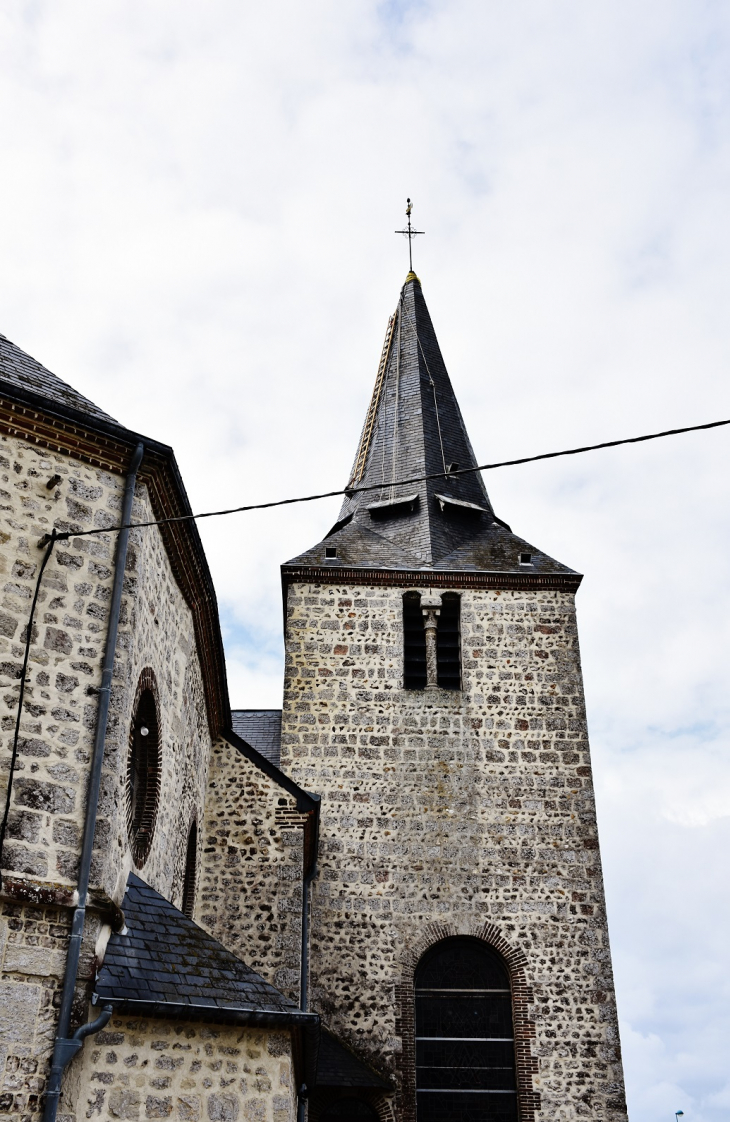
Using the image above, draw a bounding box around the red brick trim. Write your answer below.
[282,564,581,593]
[396,923,541,1122]
[127,668,162,869]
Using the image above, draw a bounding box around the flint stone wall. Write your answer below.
[0,432,216,1122]
[0,429,213,906]
[280,581,628,1122]
[60,1016,295,1122]
[198,739,305,1004]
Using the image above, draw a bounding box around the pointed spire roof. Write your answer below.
[285,274,578,583]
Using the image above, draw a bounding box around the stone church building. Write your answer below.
[0,272,629,1122]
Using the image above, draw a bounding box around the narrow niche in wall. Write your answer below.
[126,668,161,868]
[182,820,198,920]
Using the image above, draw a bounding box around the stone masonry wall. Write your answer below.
[280,581,627,1122]
[60,1015,295,1122]
[198,739,305,1004]
[0,431,216,1122]
[0,434,125,885]
[0,429,213,905]
[94,482,213,910]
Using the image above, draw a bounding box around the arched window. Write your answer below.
[415,938,517,1121]
[320,1100,378,1122]
[181,819,198,920]
[126,669,161,868]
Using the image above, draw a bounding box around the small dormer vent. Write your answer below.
[434,493,488,521]
[368,494,419,520]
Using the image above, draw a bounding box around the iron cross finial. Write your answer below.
[395,197,425,274]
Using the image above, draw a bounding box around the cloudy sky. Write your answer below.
[2,1,730,1116]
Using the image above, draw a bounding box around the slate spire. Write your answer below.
[286,274,576,577]
[338,273,492,564]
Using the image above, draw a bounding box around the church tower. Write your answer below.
[281,273,628,1122]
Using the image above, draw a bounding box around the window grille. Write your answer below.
[181,820,198,919]
[436,593,461,690]
[403,592,427,690]
[126,670,161,868]
[415,938,517,1122]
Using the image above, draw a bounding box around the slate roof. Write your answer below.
[315,1030,389,1089]
[95,874,315,1026]
[0,332,118,424]
[285,274,578,579]
[231,710,282,767]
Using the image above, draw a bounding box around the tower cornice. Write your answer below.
[281,563,582,593]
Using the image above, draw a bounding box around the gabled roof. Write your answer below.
[231,709,282,767]
[95,874,316,1027]
[0,330,232,735]
[284,274,579,585]
[0,332,118,425]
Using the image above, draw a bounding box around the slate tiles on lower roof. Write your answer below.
[230,709,282,766]
[95,873,306,1020]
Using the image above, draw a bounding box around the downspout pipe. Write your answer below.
[43,442,144,1122]
[297,860,317,1122]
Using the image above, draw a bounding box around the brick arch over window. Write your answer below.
[396,923,540,1122]
[126,666,162,868]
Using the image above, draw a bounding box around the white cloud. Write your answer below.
[2,1,730,1115]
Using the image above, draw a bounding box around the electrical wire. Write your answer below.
[42,414,730,546]
[3,411,727,866]
[0,530,57,874]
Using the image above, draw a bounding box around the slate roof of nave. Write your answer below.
[96,875,388,1088]
[0,331,119,424]
[96,874,311,1021]
[285,274,578,578]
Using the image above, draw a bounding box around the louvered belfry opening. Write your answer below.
[415,938,517,1122]
[436,593,461,690]
[403,592,427,689]
[181,819,198,919]
[404,592,461,691]
[126,669,161,868]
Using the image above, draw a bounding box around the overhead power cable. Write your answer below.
[44,415,730,545]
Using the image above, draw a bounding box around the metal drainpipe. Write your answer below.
[43,442,144,1122]
[297,860,317,1122]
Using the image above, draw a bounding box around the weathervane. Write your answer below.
[395,198,425,274]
